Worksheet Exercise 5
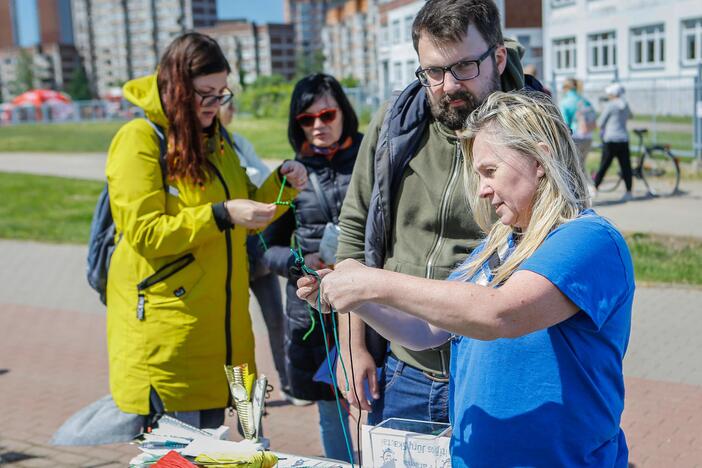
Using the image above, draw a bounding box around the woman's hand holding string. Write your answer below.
[224,199,276,229]
[279,160,307,190]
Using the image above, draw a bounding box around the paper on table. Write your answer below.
[180,437,264,458]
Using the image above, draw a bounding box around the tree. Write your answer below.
[9,49,35,95]
[340,76,360,88]
[294,50,326,78]
[66,66,92,100]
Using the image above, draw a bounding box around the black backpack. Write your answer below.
[86,119,167,305]
[86,119,238,305]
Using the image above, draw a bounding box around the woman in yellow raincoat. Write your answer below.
[105,32,306,429]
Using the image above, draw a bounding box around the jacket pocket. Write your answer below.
[137,253,204,306]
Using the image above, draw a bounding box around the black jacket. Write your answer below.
[262,133,362,401]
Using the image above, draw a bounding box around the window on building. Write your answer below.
[404,15,413,43]
[682,17,702,66]
[553,37,576,73]
[551,0,575,7]
[406,60,416,83]
[630,24,665,69]
[380,24,389,46]
[587,31,616,72]
[394,61,402,85]
[392,20,401,45]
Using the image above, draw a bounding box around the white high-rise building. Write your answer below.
[71,0,217,97]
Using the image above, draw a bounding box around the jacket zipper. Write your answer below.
[209,163,234,370]
[425,142,463,279]
[135,253,195,320]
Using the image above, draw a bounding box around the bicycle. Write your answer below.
[596,128,681,197]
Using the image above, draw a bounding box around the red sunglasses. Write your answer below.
[295,108,338,128]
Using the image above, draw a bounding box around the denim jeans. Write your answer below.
[367,353,449,426]
[317,399,354,462]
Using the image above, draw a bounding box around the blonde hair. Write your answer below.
[457,90,591,285]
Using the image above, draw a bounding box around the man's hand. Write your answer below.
[224,199,276,229]
[336,343,379,411]
[279,160,307,190]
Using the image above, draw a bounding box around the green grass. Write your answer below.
[591,130,693,154]
[0,172,104,244]
[0,118,292,158]
[625,232,702,286]
[0,117,293,159]
[0,121,123,152]
[0,116,371,159]
[225,117,291,160]
[632,114,692,125]
[2,169,700,287]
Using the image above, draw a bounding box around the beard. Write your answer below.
[428,66,501,131]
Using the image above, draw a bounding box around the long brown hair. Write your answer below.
[157,32,231,185]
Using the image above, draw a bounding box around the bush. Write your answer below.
[238,75,293,119]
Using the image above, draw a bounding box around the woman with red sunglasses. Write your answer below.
[260,73,362,461]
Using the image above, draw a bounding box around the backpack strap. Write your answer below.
[143,118,169,188]
[219,121,241,154]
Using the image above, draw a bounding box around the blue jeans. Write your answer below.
[317,399,354,462]
[367,354,449,426]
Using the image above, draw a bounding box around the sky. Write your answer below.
[16,0,39,47]
[217,0,284,23]
[16,0,285,47]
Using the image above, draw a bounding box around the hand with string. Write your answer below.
[224,199,276,229]
[296,259,375,314]
[296,259,381,409]
[279,160,307,190]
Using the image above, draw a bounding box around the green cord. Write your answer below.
[257,233,268,251]
[275,175,287,204]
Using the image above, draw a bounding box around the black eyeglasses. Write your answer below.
[194,88,234,107]
[415,46,496,87]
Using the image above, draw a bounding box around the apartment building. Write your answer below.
[0,0,20,49]
[199,20,295,85]
[0,0,81,100]
[256,23,296,80]
[543,0,702,114]
[376,0,423,98]
[503,0,543,78]
[284,0,346,69]
[71,0,217,97]
[322,0,377,90]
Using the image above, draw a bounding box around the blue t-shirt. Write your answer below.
[448,211,634,467]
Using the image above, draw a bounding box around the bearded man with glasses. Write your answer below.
[334,0,545,427]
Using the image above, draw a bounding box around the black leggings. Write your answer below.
[594,141,633,191]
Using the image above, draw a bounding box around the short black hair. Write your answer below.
[412,0,503,53]
[288,73,359,152]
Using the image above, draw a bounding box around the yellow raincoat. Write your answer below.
[106,74,296,414]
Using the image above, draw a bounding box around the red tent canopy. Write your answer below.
[11,89,72,106]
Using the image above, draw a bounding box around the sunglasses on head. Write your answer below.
[295,108,337,128]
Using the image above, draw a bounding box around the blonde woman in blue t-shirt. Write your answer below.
[298,90,634,467]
